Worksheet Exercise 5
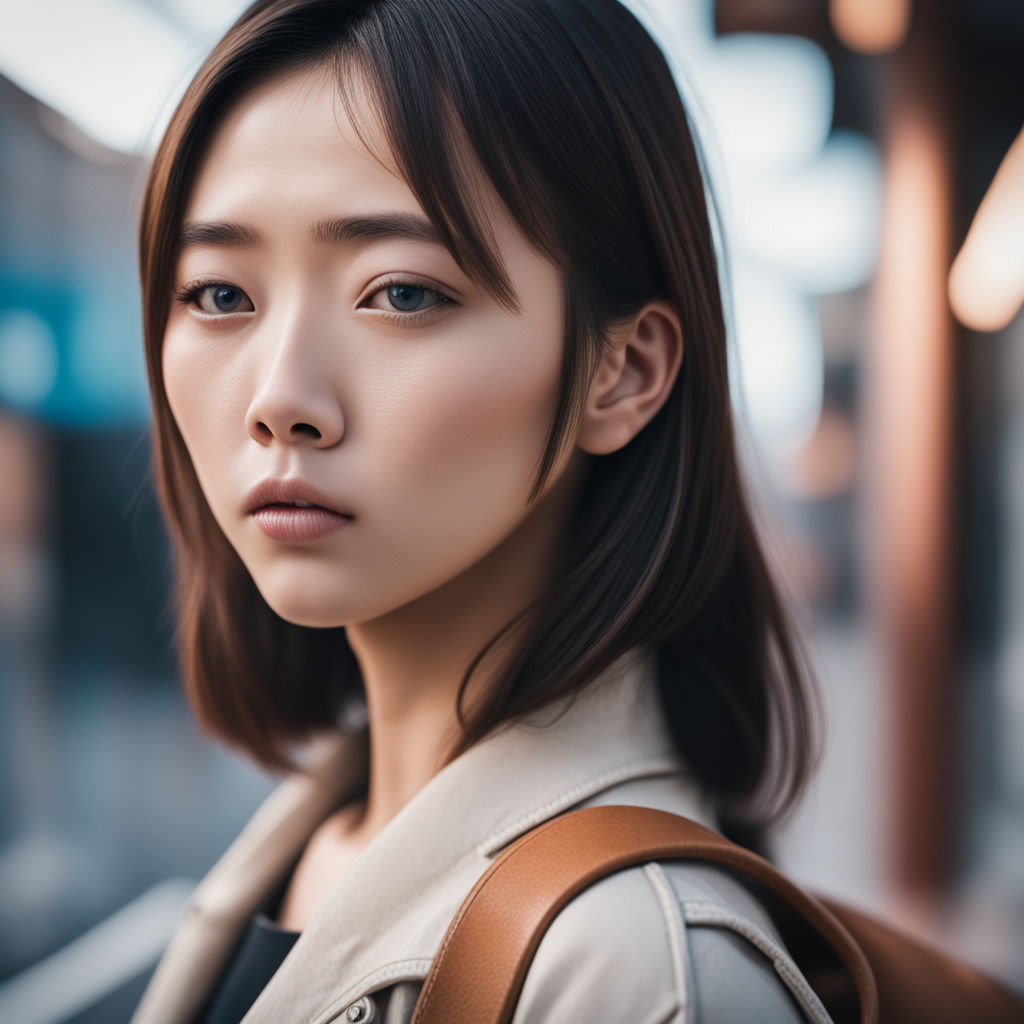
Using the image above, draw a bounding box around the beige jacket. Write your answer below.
[132,647,833,1024]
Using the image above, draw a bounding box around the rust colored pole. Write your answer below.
[863,0,958,895]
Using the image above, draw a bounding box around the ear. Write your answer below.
[576,300,683,455]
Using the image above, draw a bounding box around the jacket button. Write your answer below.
[336,995,376,1022]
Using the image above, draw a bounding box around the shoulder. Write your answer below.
[510,858,832,1024]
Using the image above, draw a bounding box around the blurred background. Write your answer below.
[0,0,1021,1019]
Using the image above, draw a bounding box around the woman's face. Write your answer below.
[162,65,575,628]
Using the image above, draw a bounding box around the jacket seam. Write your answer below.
[479,759,684,856]
[681,899,834,1024]
[643,862,690,1024]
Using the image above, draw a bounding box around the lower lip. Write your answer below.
[252,506,353,541]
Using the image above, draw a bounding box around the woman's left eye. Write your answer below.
[367,282,454,316]
[196,284,254,314]
[175,281,255,316]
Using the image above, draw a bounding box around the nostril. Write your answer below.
[248,416,331,444]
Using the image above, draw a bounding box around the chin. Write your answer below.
[249,573,353,630]
[267,601,348,630]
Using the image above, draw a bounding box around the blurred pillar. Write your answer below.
[864,1,958,895]
[0,409,54,840]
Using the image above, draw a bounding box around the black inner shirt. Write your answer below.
[197,871,301,1024]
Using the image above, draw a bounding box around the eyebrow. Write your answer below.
[178,213,447,250]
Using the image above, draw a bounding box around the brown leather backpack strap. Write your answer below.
[411,805,877,1024]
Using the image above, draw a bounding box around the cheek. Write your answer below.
[363,326,564,555]
[161,331,244,515]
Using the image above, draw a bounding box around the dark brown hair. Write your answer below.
[140,0,821,844]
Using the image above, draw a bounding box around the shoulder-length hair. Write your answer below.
[140,0,821,844]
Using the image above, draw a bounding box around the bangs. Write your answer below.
[331,48,522,313]
[330,1,584,315]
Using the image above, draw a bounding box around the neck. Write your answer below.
[343,455,587,839]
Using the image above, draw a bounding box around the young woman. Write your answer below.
[131,0,825,1021]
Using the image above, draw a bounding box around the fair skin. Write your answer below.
[162,63,683,929]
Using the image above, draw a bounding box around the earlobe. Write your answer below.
[576,300,683,456]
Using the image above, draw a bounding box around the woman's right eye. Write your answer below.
[176,282,255,316]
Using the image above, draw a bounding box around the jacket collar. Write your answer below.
[133,646,713,1024]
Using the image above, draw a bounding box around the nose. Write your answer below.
[245,324,345,448]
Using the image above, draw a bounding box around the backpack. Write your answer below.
[411,805,1024,1023]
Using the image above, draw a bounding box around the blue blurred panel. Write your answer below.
[0,268,149,426]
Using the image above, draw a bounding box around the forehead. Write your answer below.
[186,61,512,245]
[185,63,410,219]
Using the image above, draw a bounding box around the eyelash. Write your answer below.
[172,276,458,324]
[172,278,247,319]
[364,275,458,324]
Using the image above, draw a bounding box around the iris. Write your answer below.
[212,286,244,312]
[387,284,430,311]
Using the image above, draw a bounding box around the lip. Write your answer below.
[252,505,352,542]
[244,478,355,542]
[244,478,353,517]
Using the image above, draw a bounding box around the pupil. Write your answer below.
[214,286,240,311]
[388,284,425,311]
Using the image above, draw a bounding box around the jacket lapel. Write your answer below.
[130,728,370,1024]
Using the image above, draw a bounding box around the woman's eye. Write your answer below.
[193,284,254,315]
[369,282,452,315]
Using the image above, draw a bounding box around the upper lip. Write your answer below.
[244,478,353,516]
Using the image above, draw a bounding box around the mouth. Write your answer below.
[259,499,331,511]
[247,486,354,543]
[244,479,354,518]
